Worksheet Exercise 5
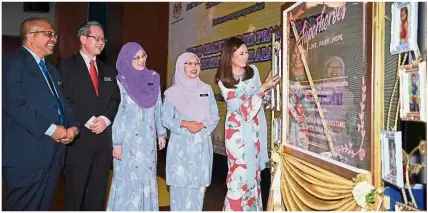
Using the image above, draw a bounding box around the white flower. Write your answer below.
[130,172,138,182]
[178,150,184,158]
[135,152,143,163]
[186,200,191,210]
[354,195,367,209]
[143,186,150,197]
[352,181,374,208]
[175,165,185,178]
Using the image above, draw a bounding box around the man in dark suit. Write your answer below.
[57,21,120,211]
[2,17,79,211]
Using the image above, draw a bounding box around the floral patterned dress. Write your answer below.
[162,86,219,211]
[106,80,167,211]
[218,65,268,211]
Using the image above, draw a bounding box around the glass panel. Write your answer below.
[284,2,370,172]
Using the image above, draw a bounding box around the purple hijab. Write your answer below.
[116,42,160,108]
[164,52,211,122]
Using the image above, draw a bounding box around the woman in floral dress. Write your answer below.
[163,52,219,211]
[106,42,167,211]
[215,37,280,211]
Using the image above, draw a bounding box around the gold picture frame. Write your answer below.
[280,2,384,181]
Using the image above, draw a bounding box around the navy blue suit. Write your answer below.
[2,46,77,210]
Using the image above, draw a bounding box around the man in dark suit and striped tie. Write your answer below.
[2,17,79,211]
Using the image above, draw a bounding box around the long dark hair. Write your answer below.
[214,37,254,88]
[401,6,408,22]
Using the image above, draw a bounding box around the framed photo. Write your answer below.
[395,202,419,211]
[267,88,275,110]
[271,40,282,111]
[272,41,281,77]
[282,2,375,179]
[390,2,419,54]
[381,131,404,188]
[399,62,427,122]
[272,117,282,143]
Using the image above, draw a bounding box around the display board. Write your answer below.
[282,2,372,175]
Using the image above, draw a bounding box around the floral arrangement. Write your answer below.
[352,174,383,210]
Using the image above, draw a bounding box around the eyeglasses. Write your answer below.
[28,31,58,39]
[133,54,147,60]
[184,62,200,67]
[327,65,343,70]
[85,35,108,43]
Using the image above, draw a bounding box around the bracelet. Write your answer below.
[112,142,122,146]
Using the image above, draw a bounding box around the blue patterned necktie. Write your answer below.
[39,60,64,125]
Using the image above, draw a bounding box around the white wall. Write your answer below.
[2,2,56,36]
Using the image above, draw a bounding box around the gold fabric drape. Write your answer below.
[268,153,361,211]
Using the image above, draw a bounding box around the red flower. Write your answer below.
[226,149,237,161]
[227,91,235,100]
[226,162,247,182]
[255,139,261,154]
[227,197,243,211]
[254,115,259,125]
[305,92,313,100]
[228,113,241,126]
[225,128,239,140]
[247,196,256,206]
[241,105,249,120]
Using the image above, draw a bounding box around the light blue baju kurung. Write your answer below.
[162,86,219,211]
[107,80,167,211]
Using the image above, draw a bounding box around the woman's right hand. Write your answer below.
[261,71,281,92]
[113,146,123,161]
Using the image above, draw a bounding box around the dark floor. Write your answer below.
[7,150,270,211]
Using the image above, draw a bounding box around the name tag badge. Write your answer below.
[200,93,208,97]
[104,77,112,82]
[148,82,154,86]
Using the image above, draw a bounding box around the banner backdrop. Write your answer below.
[167,2,283,155]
